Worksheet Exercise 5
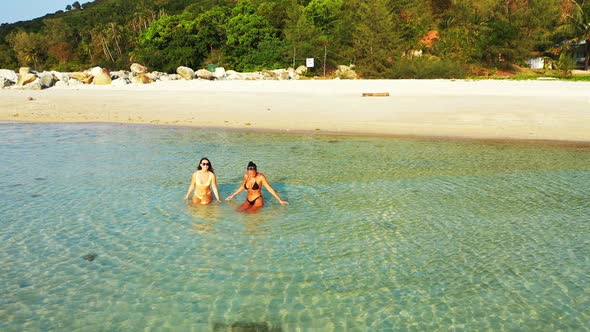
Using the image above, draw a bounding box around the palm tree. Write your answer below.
[565,0,590,70]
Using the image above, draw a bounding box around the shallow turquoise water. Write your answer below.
[1,123,589,331]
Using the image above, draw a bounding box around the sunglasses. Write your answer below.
[247,166,256,170]
[201,162,210,166]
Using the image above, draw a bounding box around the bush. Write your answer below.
[386,57,466,79]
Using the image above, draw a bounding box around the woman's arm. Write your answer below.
[226,174,246,200]
[184,173,196,200]
[261,174,289,205]
[211,173,221,202]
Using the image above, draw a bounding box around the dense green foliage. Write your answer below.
[0,0,589,77]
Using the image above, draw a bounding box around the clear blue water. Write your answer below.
[1,123,589,331]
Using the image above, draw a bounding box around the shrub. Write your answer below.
[386,57,466,79]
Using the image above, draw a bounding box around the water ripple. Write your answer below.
[1,123,589,330]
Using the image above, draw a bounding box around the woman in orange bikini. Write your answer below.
[226,161,288,212]
[184,157,221,205]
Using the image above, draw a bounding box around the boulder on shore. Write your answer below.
[0,69,18,84]
[213,67,226,79]
[17,67,37,86]
[196,69,214,80]
[295,65,308,75]
[132,73,154,84]
[38,72,57,88]
[130,63,148,75]
[94,68,112,85]
[90,66,103,77]
[335,65,358,79]
[71,72,93,84]
[0,63,350,89]
[177,66,195,80]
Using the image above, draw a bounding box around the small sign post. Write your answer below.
[306,58,314,68]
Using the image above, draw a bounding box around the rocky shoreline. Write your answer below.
[0,63,359,90]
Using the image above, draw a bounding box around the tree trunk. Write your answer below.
[585,39,589,71]
[323,44,327,77]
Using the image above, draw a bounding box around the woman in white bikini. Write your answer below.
[226,161,288,212]
[184,157,221,205]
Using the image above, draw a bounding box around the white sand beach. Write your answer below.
[1,79,589,142]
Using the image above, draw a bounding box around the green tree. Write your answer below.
[284,2,322,68]
[225,0,281,71]
[387,0,432,54]
[255,0,291,33]
[6,30,47,70]
[563,0,590,69]
[432,17,480,64]
[302,0,352,73]
[43,18,76,69]
[0,44,18,69]
[43,18,73,46]
[304,0,343,32]
[90,22,126,66]
[349,0,399,77]
[518,0,561,58]
[133,13,204,72]
[196,6,230,56]
[478,18,519,66]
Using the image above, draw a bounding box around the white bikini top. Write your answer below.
[196,172,213,187]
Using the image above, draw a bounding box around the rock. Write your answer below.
[110,70,129,80]
[19,67,30,76]
[177,66,195,80]
[196,69,214,80]
[271,69,291,80]
[130,63,148,74]
[9,66,325,86]
[93,68,112,85]
[1,77,11,88]
[224,70,240,80]
[18,73,37,86]
[111,78,129,86]
[89,66,103,77]
[335,65,358,79]
[22,79,42,90]
[214,67,226,79]
[17,67,36,85]
[70,72,93,84]
[0,69,18,83]
[287,68,299,80]
[131,73,154,84]
[160,74,181,81]
[261,70,278,80]
[295,65,308,75]
[244,72,262,80]
[38,72,57,88]
[146,72,158,81]
[82,253,97,262]
[52,71,69,82]
[150,71,167,80]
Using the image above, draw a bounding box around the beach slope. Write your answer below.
[1,79,589,142]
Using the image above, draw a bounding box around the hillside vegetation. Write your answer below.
[0,0,589,78]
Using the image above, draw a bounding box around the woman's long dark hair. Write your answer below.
[197,157,214,173]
